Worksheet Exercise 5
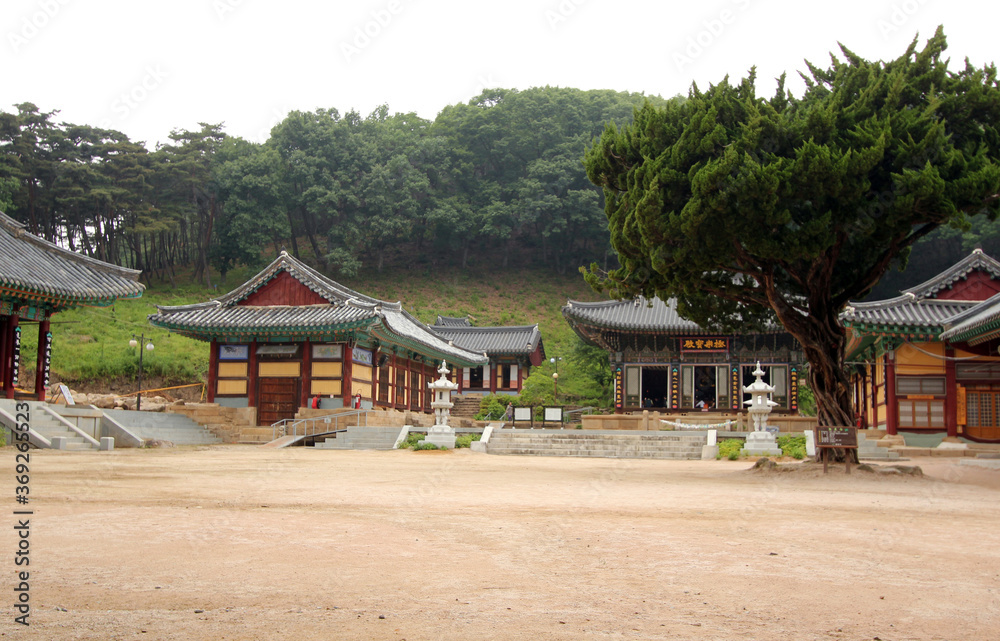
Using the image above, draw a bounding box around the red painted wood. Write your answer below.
[35,319,50,401]
[343,344,353,408]
[248,340,258,408]
[238,271,327,306]
[301,339,312,408]
[945,346,958,438]
[5,314,17,399]
[208,339,218,403]
[933,271,1000,301]
[0,317,8,398]
[885,355,898,436]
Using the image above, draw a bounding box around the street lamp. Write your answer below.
[550,356,562,403]
[129,333,154,410]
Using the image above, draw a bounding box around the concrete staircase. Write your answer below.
[104,409,222,446]
[0,400,97,450]
[314,426,402,450]
[486,429,707,460]
[857,432,901,461]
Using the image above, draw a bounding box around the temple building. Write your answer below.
[842,249,1000,442]
[148,252,487,425]
[562,296,803,414]
[430,316,545,394]
[0,212,144,399]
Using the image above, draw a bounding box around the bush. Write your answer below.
[718,439,743,460]
[455,433,482,448]
[474,394,524,421]
[413,441,441,451]
[398,432,425,449]
[777,435,807,459]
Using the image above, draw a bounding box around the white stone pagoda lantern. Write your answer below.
[425,360,459,449]
[741,361,782,457]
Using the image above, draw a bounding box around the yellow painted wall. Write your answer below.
[259,362,301,377]
[353,364,373,383]
[311,380,342,396]
[218,362,248,378]
[217,380,247,395]
[895,342,946,376]
[312,361,343,378]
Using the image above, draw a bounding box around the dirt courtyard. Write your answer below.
[2,446,999,641]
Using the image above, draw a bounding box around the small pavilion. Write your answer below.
[0,212,145,399]
[430,316,544,394]
[149,252,487,425]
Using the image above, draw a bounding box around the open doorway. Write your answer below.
[640,367,669,408]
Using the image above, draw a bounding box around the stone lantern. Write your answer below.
[425,360,459,449]
[741,361,783,457]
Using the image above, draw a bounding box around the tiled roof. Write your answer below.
[939,293,1000,344]
[435,315,471,327]
[0,211,144,308]
[431,323,544,357]
[562,296,706,333]
[149,252,486,366]
[841,296,976,332]
[902,249,1000,299]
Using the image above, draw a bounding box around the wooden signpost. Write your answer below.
[815,426,858,474]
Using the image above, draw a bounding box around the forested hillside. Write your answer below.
[0,87,672,284]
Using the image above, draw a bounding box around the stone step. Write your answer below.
[486,431,707,460]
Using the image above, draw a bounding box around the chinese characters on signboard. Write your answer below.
[790,366,798,411]
[11,326,20,385]
[614,367,623,409]
[680,337,728,352]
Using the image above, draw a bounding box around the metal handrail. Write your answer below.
[271,409,370,441]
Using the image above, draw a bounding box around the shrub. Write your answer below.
[455,433,482,448]
[414,441,441,451]
[399,432,425,449]
[777,435,807,459]
[718,438,743,460]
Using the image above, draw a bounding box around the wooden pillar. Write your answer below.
[5,314,18,399]
[343,344,353,409]
[248,339,258,408]
[860,367,869,429]
[35,319,51,401]
[207,339,218,403]
[945,346,958,438]
[517,361,524,392]
[489,360,497,394]
[301,339,312,409]
[885,353,898,436]
[0,317,8,398]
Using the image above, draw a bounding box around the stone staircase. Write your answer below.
[857,432,901,461]
[486,429,707,460]
[0,399,97,450]
[314,426,402,450]
[104,409,222,446]
[450,395,485,421]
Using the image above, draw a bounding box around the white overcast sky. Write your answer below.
[3,0,996,148]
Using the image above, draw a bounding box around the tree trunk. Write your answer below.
[766,285,858,464]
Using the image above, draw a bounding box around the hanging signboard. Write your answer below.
[680,337,728,352]
[614,366,624,409]
[11,326,21,386]
[42,331,52,388]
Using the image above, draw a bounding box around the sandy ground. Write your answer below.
[1,446,999,641]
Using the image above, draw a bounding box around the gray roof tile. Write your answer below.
[431,324,543,357]
[0,212,143,307]
[562,296,705,332]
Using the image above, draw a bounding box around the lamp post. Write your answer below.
[129,334,154,410]
[550,356,562,403]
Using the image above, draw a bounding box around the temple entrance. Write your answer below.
[680,365,728,410]
[640,367,669,408]
[258,377,299,425]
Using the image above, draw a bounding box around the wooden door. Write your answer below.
[258,377,300,425]
[965,391,1000,441]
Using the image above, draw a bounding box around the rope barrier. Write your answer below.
[660,419,733,430]
[109,383,205,398]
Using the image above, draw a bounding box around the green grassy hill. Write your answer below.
[22,263,609,404]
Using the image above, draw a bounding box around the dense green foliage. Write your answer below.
[0,87,669,283]
[584,28,1000,426]
[718,439,743,460]
[777,435,807,459]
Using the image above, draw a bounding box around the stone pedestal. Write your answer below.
[425,425,456,449]
[741,430,782,457]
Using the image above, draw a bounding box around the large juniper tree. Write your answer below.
[583,28,1000,427]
